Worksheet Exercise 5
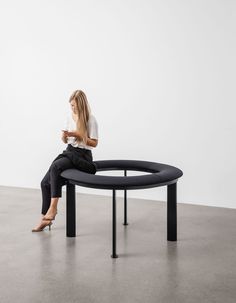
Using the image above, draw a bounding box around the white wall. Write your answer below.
[0,0,235,208]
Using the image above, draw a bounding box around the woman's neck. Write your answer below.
[72,112,78,121]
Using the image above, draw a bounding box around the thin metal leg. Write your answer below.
[66,182,76,237]
[123,169,129,225]
[167,182,177,241]
[111,189,118,258]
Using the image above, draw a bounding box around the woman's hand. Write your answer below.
[67,130,83,140]
[62,130,68,135]
[61,130,68,143]
[66,131,75,137]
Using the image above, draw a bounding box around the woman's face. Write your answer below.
[70,99,78,114]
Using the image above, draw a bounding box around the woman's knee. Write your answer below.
[50,161,59,172]
[50,157,72,173]
[40,178,48,188]
[50,160,65,176]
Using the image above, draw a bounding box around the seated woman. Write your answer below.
[32,89,99,232]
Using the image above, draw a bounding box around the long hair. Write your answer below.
[69,89,91,145]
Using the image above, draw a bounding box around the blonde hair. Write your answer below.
[69,89,91,145]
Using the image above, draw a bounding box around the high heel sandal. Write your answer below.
[31,220,53,232]
[42,210,58,221]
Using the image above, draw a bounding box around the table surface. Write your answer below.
[61,159,183,190]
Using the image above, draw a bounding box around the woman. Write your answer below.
[32,89,99,232]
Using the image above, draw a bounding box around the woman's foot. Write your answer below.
[42,207,58,221]
[32,219,53,232]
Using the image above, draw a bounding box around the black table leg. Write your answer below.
[167,182,177,241]
[66,182,76,237]
[123,170,129,226]
[111,189,118,258]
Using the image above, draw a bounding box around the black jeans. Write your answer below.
[40,144,97,215]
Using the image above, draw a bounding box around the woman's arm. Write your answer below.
[68,131,98,147]
[86,138,98,148]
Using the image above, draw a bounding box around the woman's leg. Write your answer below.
[40,169,51,215]
[40,157,73,214]
[49,156,74,197]
[40,163,68,215]
[32,156,73,230]
[42,156,74,219]
[74,150,97,174]
[32,170,58,231]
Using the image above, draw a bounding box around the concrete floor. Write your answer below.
[0,185,236,303]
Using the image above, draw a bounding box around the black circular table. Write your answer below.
[61,159,183,258]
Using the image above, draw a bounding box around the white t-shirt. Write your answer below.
[63,113,98,150]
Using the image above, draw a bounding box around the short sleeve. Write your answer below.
[88,115,98,140]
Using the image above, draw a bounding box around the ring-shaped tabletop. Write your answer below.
[61,160,183,190]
